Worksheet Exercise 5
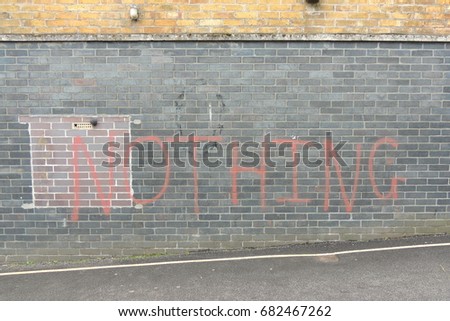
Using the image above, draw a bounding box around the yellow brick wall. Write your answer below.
[0,0,449,36]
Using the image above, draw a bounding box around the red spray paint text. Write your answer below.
[71,135,406,221]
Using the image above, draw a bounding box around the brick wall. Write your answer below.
[1,41,449,262]
[19,116,132,213]
[0,0,449,36]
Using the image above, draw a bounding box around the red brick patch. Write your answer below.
[20,115,132,210]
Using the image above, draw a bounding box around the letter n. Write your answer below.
[72,136,114,221]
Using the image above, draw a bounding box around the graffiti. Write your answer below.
[71,134,406,221]
[212,94,225,137]
[122,135,222,214]
[369,137,407,200]
[174,92,185,136]
[72,136,113,221]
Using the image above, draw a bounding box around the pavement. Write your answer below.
[0,235,449,300]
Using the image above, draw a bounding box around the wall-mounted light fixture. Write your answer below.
[130,5,139,21]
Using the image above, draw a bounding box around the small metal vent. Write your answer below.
[72,122,93,130]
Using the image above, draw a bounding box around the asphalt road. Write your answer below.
[0,235,449,300]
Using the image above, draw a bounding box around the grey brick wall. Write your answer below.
[1,41,450,262]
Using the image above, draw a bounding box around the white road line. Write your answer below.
[1,242,449,277]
